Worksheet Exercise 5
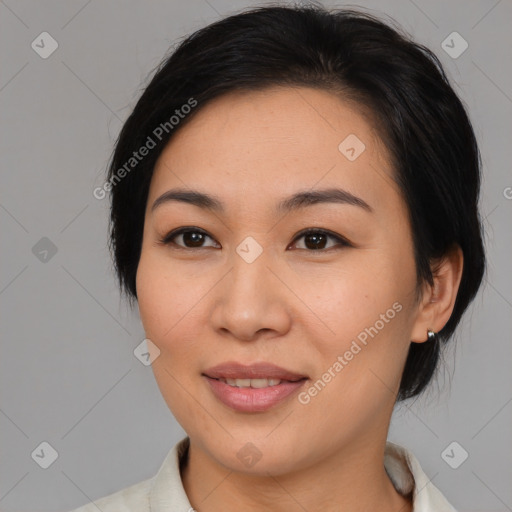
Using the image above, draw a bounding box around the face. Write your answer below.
[136,86,423,475]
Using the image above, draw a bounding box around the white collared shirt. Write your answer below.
[68,437,457,511]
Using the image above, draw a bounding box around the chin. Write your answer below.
[198,432,307,476]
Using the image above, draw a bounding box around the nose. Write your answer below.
[209,248,292,342]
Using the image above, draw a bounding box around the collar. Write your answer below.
[149,437,457,511]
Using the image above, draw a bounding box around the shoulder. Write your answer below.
[66,477,153,512]
[385,441,458,512]
[65,437,191,512]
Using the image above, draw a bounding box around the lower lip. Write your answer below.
[204,376,307,412]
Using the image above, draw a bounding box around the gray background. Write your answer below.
[0,0,510,511]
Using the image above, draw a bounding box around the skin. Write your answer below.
[136,86,463,512]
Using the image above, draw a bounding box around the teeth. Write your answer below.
[221,378,282,388]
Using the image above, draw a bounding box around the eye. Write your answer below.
[158,227,351,251]
[158,227,219,249]
[288,228,350,251]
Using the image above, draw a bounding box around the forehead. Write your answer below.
[149,86,398,213]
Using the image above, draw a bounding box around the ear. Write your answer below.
[410,244,464,343]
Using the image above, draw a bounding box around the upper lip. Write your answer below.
[203,362,308,381]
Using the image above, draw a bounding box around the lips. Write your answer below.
[202,361,308,381]
[202,362,309,412]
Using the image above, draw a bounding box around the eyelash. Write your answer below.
[157,226,351,252]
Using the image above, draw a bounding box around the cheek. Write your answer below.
[136,250,194,340]
[298,245,417,402]
[136,253,168,339]
[305,249,414,338]
[298,282,411,429]
[136,252,204,421]
[135,250,211,372]
[310,283,409,381]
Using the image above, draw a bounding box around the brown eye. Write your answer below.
[289,229,350,251]
[160,227,219,249]
[159,227,350,252]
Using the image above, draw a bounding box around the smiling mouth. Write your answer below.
[210,377,307,388]
[203,374,309,413]
[203,361,308,382]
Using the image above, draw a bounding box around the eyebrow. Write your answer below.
[151,187,373,214]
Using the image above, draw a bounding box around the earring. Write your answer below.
[427,329,436,341]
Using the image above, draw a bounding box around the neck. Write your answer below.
[181,435,412,512]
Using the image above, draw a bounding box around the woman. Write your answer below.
[71,4,485,511]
